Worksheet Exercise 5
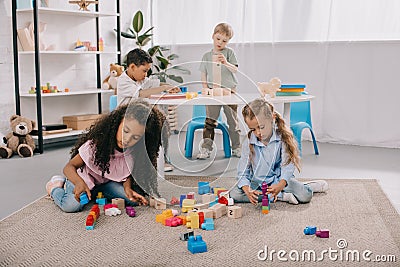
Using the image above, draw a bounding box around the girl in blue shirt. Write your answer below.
[231,98,328,205]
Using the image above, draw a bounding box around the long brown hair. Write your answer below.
[242,98,300,171]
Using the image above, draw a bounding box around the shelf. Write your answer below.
[20,89,114,97]
[17,7,119,17]
[32,129,84,144]
[18,51,120,55]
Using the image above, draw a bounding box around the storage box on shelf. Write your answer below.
[11,1,121,152]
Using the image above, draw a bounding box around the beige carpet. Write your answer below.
[1,178,399,266]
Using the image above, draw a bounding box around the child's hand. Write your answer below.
[215,54,227,65]
[162,85,181,94]
[267,183,286,202]
[125,188,148,206]
[244,188,261,205]
[73,181,91,202]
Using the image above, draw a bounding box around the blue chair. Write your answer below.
[290,92,319,155]
[109,95,117,112]
[184,105,231,158]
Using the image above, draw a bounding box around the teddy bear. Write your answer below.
[0,115,36,159]
[257,77,282,98]
[102,63,124,94]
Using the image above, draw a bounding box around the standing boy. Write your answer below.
[197,23,241,159]
[117,48,179,171]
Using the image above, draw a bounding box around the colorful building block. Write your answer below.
[180,230,194,241]
[187,235,207,254]
[179,194,186,208]
[181,199,196,213]
[316,229,330,238]
[170,197,179,205]
[198,181,210,195]
[126,206,136,217]
[227,206,242,219]
[186,212,200,229]
[186,192,195,199]
[261,182,270,214]
[197,209,214,219]
[165,217,183,227]
[155,209,173,225]
[85,204,100,230]
[96,192,107,205]
[304,226,317,235]
[201,218,215,230]
[79,193,89,205]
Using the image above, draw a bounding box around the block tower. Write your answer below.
[261,182,270,214]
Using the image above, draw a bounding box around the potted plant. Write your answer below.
[117,11,190,83]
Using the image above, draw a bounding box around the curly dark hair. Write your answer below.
[70,99,166,197]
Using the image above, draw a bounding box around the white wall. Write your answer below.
[1,0,399,148]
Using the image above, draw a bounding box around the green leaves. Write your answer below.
[132,11,143,33]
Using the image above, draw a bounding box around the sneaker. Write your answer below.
[196,148,211,159]
[164,162,174,172]
[281,192,299,205]
[46,175,66,196]
[304,180,329,193]
[232,148,241,158]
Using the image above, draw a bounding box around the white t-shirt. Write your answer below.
[117,71,160,105]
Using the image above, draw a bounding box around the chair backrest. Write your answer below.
[109,95,118,112]
[191,105,223,122]
[290,92,312,127]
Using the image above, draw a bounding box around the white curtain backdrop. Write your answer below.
[119,0,400,148]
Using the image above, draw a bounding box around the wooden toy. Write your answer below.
[202,193,216,204]
[154,197,167,210]
[212,53,222,88]
[112,198,125,210]
[197,209,214,219]
[304,226,317,235]
[193,203,209,211]
[209,203,227,219]
[261,182,270,214]
[257,77,282,98]
[201,218,215,231]
[227,206,242,219]
[69,0,98,11]
[198,181,210,195]
[213,87,223,96]
[126,206,136,217]
[180,230,194,241]
[188,235,208,254]
[316,229,330,238]
[202,88,213,96]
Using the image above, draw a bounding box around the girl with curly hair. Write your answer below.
[45,99,164,212]
[230,98,328,205]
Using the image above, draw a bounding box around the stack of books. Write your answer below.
[277,84,305,96]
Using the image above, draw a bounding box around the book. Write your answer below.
[17,28,34,51]
[280,84,306,89]
[41,124,68,131]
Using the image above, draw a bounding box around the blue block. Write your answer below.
[179,194,186,208]
[188,235,207,254]
[80,193,89,205]
[304,226,317,235]
[96,198,107,205]
[198,182,210,195]
[201,218,215,231]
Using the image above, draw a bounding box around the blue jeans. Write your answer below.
[230,178,313,204]
[51,179,145,213]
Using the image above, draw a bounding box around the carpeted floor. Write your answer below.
[0,178,399,266]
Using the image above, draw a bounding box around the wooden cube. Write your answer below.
[228,206,242,219]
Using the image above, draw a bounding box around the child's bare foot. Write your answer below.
[46,175,66,196]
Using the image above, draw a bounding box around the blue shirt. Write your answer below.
[236,127,295,190]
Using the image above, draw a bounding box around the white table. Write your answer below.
[148,93,315,123]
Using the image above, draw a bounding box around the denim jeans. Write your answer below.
[51,179,146,213]
[230,178,313,204]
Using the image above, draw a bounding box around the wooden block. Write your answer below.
[112,198,125,211]
[228,206,242,218]
[197,209,213,219]
[202,193,216,204]
[193,203,209,210]
[154,198,167,210]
